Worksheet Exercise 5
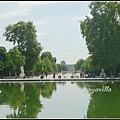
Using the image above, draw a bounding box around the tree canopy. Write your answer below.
[5,46,25,73]
[80,1,120,76]
[3,21,43,72]
[74,58,85,71]
[41,52,58,73]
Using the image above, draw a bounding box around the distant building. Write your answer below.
[66,64,74,72]
[61,60,66,65]
[61,60,74,72]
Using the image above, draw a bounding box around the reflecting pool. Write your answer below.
[0,80,120,118]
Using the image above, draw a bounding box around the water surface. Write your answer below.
[0,80,120,118]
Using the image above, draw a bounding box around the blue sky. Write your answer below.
[0,1,92,64]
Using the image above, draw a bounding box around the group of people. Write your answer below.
[40,72,58,79]
[80,72,96,78]
[40,72,97,79]
[40,72,48,79]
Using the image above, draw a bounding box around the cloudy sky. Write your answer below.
[0,1,92,64]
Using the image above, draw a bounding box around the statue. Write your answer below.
[19,66,25,79]
[100,68,106,78]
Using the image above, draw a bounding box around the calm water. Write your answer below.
[0,80,120,118]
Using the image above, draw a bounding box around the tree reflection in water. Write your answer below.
[0,82,57,118]
[83,81,120,118]
[1,81,120,118]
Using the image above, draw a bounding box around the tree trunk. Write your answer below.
[9,71,11,77]
[113,67,116,77]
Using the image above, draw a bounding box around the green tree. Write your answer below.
[41,51,55,63]
[5,47,25,76]
[74,58,85,71]
[61,64,68,72]
[52,63,58,72]
[53,57,57,63]
[42,57,53,73]
[3,21,43,72]
[80,1,120,77]
[0,46,7,76]
[0,46,7,71]
[35,57,44,75]
[57,64,62,72]
[41,51,58,72]
[56,64,68,72]
[82,56,95,73]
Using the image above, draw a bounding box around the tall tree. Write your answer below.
[3,21,43,72]
[80,1,120,76]
[41,51,58,72]
[42,57,53,73]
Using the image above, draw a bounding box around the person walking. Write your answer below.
[53,73,55,79]
[80,72,83,78]
[45,72,48,78]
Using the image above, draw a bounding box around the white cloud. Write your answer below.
[0,1,59,21]
[0,9,29,21]
[18,1,60,7]
[0,1,91,22]
[0,2,30,21]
